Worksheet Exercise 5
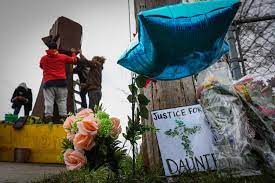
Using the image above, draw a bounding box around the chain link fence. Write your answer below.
[236,0,275,78]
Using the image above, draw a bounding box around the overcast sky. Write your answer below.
[0,0,136,133]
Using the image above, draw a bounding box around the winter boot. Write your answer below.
[44,116,53,124]
[58,115,68,124]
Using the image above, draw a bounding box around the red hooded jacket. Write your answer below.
[40,49,76,83]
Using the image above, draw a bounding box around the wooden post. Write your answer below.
[134,0,197,171]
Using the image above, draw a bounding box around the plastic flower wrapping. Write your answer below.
[197,62,275,174]
[196,62,261,175]
[234,76,275,147]
[61,108,122,171]
[233,76,275,171]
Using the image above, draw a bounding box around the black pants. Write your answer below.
[80,89,88,108]
[13,104,30,116]
[88,90,102,111]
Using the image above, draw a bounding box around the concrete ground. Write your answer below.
[0,162,65,183]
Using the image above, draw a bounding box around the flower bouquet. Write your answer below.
[197,62,260,175]
[198,80,260,175]
[234,76,275,171]
[61,108,125,172]
[234,76,275,149]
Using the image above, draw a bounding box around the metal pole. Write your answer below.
[235,26,246,76]
[233,15,275,25]
[227,26,243,80]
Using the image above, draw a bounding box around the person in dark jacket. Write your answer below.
[77,51,105,110]
[11,82,32,116]
[73,54,90,108]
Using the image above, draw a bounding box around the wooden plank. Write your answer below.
[50,16,82,52]
[134,0,197,171]
[73,80,81,86]
[74,100,82,105]
[32,81,45,119]
[73,89,81,95]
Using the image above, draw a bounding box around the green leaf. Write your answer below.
[128,84,138,95]
[135,75,147,88]
[122,133,127,139]
[138,94,150,105]
[127,116,133,125]
[139,105,149,119]
[96,111,110,120]
[68,112,74,116]
[61,138,74,151]
[136,109,141,123]
[134,113,140,125]
[94,103,105,113]
[98,118,113,138]
[127,95,136,103]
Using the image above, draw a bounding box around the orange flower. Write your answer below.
[73,133,96,151]
[76,108,94,118]
[83,115,98,123]
[110,117,122,139]
[63,116,76,131]
[77,117,98,135]
[64,149,87,170]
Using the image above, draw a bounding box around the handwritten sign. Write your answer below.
[152,104,216,176]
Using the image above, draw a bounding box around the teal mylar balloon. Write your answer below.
[118,0,241,80]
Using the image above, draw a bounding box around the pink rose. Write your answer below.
[63,116,76,131]
[73,133,96,151]
[64,149,87,171]
[83,115,98,123]
[77,117,98,135]
[76,108,94,118]
[110,117,122,139]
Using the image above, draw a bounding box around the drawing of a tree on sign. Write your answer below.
[165,120,201,156]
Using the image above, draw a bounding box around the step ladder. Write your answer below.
[72,79,83,113]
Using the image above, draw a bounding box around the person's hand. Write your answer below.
[18,96,27,102]
[71,48,76,53]
[80,83,88,90]
[17,96,24,101]
[78,49,82,54]
[12,96,19,102]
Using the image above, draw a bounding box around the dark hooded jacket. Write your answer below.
[11,83,32,111]
[73,57,90,84]
[78,55,105,91]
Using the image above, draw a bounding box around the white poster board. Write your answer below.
[152,104,216,176]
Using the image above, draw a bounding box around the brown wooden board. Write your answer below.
[134,0,197,172]
[50,16,82,52]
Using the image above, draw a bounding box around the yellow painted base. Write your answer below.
[0,124,66,164]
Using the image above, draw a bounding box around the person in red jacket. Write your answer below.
[40,42,77,123]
